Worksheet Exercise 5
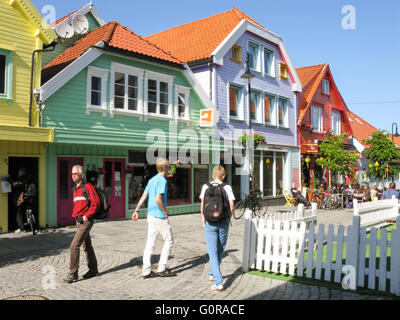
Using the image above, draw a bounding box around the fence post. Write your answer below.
[298,203,304,217]
[242,209,253,272]
[345,215,360,291]
[353,199,359,216]
[311,202,317,216]
[392,195,398,218]
[390,216,400,295]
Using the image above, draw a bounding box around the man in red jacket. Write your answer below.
[63,165,100,283]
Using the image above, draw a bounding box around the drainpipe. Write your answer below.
[29,40,57,127]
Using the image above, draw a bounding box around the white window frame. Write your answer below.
[144,70,174,120]
[322,79,330,95]
[228,83,244,122]
[86,66,109,116]
[263,93,276,126]
[110,62,144,118]
[311,105,323,133]
[263,47,275,78]
[331,109,341,135]
[248,41,261,72]
[278,97,289,128]
[175,85,191,122]
[250,89,262,124]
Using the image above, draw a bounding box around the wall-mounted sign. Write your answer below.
[199,109,215,127]
[306,144,319,153]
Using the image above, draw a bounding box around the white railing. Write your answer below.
[242,213,400,296]
[353,196,399,228]
[264,203,317,225]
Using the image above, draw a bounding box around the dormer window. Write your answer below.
[322,79,330,95]
[230,45,241,63]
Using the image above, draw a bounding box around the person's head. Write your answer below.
[390,182,396,190]
[71,165,84,185]
[212,165,226,182]
[156,157,169,175]
[17,168,28,177]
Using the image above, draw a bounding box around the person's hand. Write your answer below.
[132,211,139,222]
[83,215,88,223]
[164,211,169,219]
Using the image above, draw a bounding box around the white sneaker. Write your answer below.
[209,275,213,282]
[211,284,223,291]
[14,229,21,234]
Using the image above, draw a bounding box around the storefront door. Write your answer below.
[57,157,83,225]
[103,158,125,219]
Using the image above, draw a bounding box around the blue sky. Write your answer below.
[31,0,400,133]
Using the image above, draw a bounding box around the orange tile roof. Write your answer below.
[347,110,380,148]
[296,64,326,121]
[42,21,183,83]
[145,8,267,63]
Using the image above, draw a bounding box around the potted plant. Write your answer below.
[167,160,181,178]
[238,132,266,147]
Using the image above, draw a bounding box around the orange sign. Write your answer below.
[199,109,214,127]
[306,144,319,153]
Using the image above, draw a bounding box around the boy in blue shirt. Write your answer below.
[132,158,176,278]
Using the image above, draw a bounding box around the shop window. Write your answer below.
[275,153,284,196]
[193,166,209,202]
[167,166,191,205]
[263,153,273,196]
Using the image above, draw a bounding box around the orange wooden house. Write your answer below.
[296,64,353,186]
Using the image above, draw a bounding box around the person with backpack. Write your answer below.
[132,157,176,279]
[199,166,235,291]
[63,165,100,283]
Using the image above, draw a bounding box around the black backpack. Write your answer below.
[203,182,230,222]
[82,183,111,220]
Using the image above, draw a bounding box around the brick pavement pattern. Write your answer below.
[0,211,393,300]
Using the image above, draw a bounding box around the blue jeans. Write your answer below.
[203,218,229,286]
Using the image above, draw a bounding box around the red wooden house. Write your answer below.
[296,64,353,187]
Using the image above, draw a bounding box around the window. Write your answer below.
[0,54,5,95]
[311,106,323,132]
[264,94,275,125]
[279,63,288,80]
[278,98,288,128]
[175,85,190,120]
[86,66,108,114]
[146,75,173,117]
[110,63,143,117]
[322,79,330,95]
[230,45,241,63]
[263,48,274,76]
[261,151,286,197]
[331,110,341,135]
[229,85,242,120]
[0,49,14,101]
[248,42,260,71]
[250,90,261,123]
[194,165,209,202]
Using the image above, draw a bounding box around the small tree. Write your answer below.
[315,133,359,187]
[362,131,400,184]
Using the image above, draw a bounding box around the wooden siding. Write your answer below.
[42,53,212,149]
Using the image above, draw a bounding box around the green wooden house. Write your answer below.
[40,21,217,227]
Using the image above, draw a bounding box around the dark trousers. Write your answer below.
[69,219,98,274]
[15,205,26,230]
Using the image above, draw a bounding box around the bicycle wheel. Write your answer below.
[233,200,247,219]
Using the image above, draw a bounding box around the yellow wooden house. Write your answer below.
[0,0,56,232]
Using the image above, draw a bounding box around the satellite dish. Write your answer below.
[72,14,89,35]
[55,22,74,39]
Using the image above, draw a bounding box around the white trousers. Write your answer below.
[142,215,174,275]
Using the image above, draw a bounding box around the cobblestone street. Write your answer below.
[0,210,394,301]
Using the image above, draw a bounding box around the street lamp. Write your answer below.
[241,53,255,195]
[392,122,399,142]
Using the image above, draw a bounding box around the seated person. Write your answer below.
[382,182,399,200]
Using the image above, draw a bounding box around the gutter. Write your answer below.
[29,40,57,127]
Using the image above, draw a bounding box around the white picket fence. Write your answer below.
[264,203,317,226]
[242,213,400,296]
[353,196,399,228]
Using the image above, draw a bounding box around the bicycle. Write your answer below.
[233,190,268,219]
[26,208,36,235]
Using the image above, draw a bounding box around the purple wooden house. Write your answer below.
[146,8,303,201]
